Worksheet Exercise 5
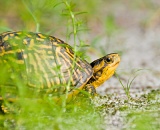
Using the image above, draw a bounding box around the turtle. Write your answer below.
[0,31,120,106]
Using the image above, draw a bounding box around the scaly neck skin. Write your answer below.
[88,64,116,88]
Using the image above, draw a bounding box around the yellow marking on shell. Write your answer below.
[52,42,58,46]
[28,82,37,87]
[28,53,38,75]
[38,44,52,49]
[23,39,28,45]
[55,47,67,84]
[54,76,60,85]
[16,32,22,35]
[1,32,8,36]
[59,51,72,66]
[28,76,44,89]
[30,39,34,46]
[39,77,44,89]
[2,49,23,55]
[49,37,55,41]
[65,48,85,71]
[33,49,45,54]
[56,39,61,43]
[50,79,55,86]
[3,50,14,55]
[10,33,14,37]
[23,54,27,59]
[36,37,45,41]
[43,57,58,78]
[81,62,91,77]
[17,49,22,53]
[12,42,18,46]
[64,52,74,64]
[44,74,51,88]
[59,58,69,85]
[0,47,5,56]
[62,46,91,83]
[27,39,34,49]
[38,33,46,39]
[27,34,32,37]
[77,69,83,83]
[34,53,52,88]
[59,50,79,82]
[66,48,73,58]
[51,62,57,67]
[3,35,9,41]
[15,36,20,39]
[47,51,52,54]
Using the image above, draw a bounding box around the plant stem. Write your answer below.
[62,0,78,111]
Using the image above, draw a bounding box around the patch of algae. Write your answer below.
[93,89,160,130]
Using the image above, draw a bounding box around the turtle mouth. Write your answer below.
[110,60,120,68]
[112,55,120,67]
[114,61,120,66]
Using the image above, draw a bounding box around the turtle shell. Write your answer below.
[0,31,93,97]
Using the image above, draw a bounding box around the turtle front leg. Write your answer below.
[83,84,97,97]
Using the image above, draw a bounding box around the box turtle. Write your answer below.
[0,31,120,105]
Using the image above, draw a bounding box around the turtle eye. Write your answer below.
[106,57,111,62]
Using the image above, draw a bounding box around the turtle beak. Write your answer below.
[114,53,120,65]
[109,53,120,67]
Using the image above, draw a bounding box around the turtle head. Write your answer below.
[89,53,120,88]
